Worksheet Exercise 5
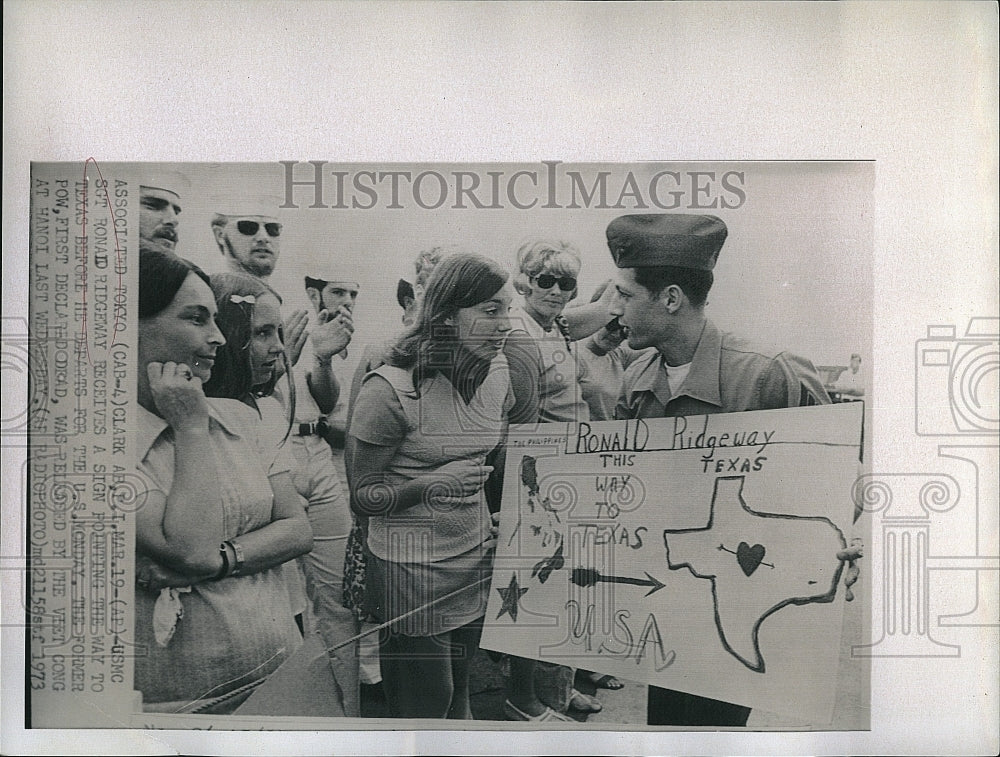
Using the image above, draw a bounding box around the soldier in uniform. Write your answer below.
[610,214,829,424]
[606,213,855,726]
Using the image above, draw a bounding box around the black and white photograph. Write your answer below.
[3,2,997,756]
[24,160,872,729]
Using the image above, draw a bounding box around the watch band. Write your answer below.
[216,542,231,580]
[226,539,245,576]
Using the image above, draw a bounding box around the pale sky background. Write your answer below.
[3,2,995,756]
[140,160,871,387]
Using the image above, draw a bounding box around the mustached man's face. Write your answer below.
[217,216,281,278]
[318,282,359,315]
[139,187,181,253]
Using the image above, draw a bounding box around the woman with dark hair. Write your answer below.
[204,270,360,716]
[201,272,304,624]
[347,252,513,719]
[133,248,311,714]
[202,272,292,414]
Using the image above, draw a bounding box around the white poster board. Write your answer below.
[482,402,863,723]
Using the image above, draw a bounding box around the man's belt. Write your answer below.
[296,417,330,436]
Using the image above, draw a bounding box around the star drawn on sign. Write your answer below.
[496,573,529,622]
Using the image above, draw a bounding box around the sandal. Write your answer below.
[503,699,574,722]
[586,672,625,690]
[568,688,603,713]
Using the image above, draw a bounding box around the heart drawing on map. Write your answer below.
[736,542,766,576]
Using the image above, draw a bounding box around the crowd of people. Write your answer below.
[133,174,862,722]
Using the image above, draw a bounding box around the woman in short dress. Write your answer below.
[347,252,513,718]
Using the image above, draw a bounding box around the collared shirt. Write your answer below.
[508,303,590,424]
[615,320,830,420]
[620,320,833,721]
[134,398,301,705]
[136,397,294,485]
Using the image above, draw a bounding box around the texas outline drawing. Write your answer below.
[663,475,847,673]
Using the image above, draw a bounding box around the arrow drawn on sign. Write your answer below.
[569,566,666,596]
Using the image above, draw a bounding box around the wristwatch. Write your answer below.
[216,542,231,579]
[226,539,245,576]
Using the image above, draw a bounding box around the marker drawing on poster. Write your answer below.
[482,405,863,723]
[21,160,872,730]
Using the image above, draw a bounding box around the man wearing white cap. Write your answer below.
[139,169,189,254]
[266,271,359,706]
[298,273,358,435]
[211,193,285,279]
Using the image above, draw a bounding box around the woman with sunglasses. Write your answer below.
[501,239,603,721]
[506,240,591,425]
[133,248,311,714]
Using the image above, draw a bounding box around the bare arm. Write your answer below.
[306,353,340,415]
[307,305,354,414]
[224,471,313,574]
[561,285,614,340]
[135,362,225,580]
[348,436,492,517]
[138,473,312,590]
[283,309,310,368]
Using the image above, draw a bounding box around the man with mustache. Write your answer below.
[139,171,188,254]
[211,194,285,280]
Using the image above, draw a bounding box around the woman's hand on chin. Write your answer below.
[147,361,210,432]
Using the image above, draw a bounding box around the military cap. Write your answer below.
[210,191,284,219]
[304,276,360,292]
[139,168,190,196]
[606,214,728,271]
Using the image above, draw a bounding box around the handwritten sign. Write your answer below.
[481,402,863,723]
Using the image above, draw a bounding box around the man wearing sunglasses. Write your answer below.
[211,195,284,279]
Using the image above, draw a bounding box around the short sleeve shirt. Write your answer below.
[133,398,300,705]
[350,354,514,562]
